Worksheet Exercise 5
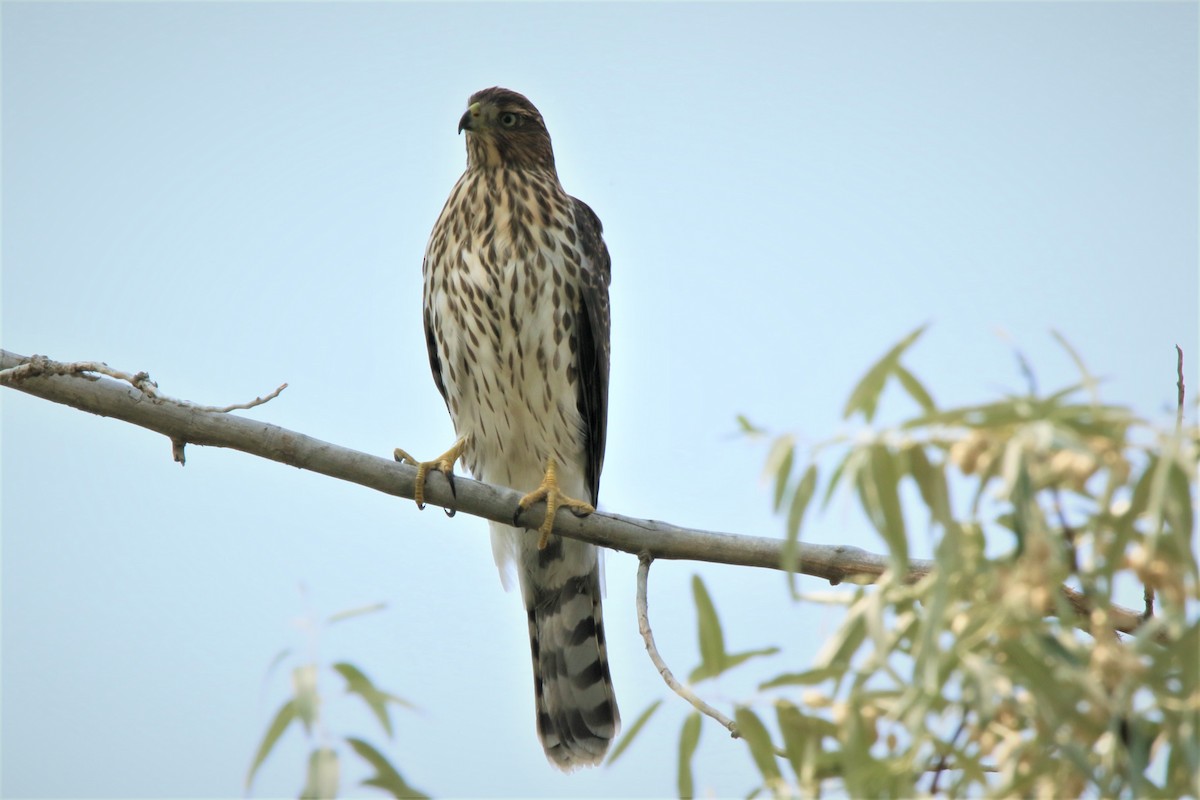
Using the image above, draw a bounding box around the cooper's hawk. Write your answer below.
[396,87,619,770]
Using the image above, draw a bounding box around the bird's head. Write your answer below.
[458,87,556,172]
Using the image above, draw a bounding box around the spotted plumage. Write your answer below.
[421,87,617,770]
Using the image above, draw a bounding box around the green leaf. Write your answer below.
[735,706,782,784]
[678,712,702,799]
[1124,455,1158,524]
[777,705,844,786]
[606,699,662,765]
[326,602,388,625]
[689,575,727,683]
[1050,329,1100,405]
[737,414,764,435]
[292,664,320,734]
[969,438,1006,517]
[842,324,929,421]
[780,705,838,740]
[245,698,298,791]
[759,665,844,689]
[893,363,936,414]
[822,446,866,510]
[263,647,293,683]
[775,702,812,785]
[904,443,952,526]
[813,600,867,674]
[1001,332,1039,396]
[857,444,908,569]
[686,582,775,682]
[783,465,818,591]
[1006,446,1037,554]
[333,662,414,738]
[842,359,890,423]
[300,746,339,800]
[770,438,795,512]
[1121,718,1160,791]
[1164,460,1195,541]
[903,397,1037,430]
[723,647,782,673]
[345,737,430,799]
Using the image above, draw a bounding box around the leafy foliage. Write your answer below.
[246,599,427,799]
[641,328,1197,797]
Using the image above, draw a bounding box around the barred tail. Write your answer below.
[523,536,620,771]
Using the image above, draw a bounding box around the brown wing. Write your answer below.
[570,197,611,506]
[422,258,450,411]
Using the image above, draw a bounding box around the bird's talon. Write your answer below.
[393,436,468,514]
[517,458,593,544]
[444,507,456,518]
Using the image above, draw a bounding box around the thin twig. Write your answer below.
[1149,344,1186,622]
[636,555,790,760]
[636,555,741,738]
[1175,345,1185,430]
[1051,488,1079,573]
[197,382,289,413]
[928,713,969,794]
[0,352,286,415]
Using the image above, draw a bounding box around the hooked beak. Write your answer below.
[458,101,482,134]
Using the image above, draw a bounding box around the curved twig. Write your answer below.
[636,555,741,738]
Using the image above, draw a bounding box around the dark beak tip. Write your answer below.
[457,110,473,134]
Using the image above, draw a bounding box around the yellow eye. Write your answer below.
[500,112,519,128]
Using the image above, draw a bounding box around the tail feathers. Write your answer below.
[527,569,620,770]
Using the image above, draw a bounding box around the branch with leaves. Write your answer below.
[4,332,1196,798]
[0,348,1157,637]
[643,329,1196,798]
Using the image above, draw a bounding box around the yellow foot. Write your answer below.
[514,459,595,549]
[394,435,468,515]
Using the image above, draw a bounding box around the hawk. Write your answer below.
[396,87,619,770]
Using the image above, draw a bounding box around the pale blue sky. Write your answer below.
[3,2,1196,798]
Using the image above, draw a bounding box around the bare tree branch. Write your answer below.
[1,349,1157,640]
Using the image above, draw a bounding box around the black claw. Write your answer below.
[425,468,457,516]
[570,507,591,518]
[512,505,525,527]
[415,500,427,511]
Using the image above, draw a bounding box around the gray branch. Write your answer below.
[0,349,1152,638]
